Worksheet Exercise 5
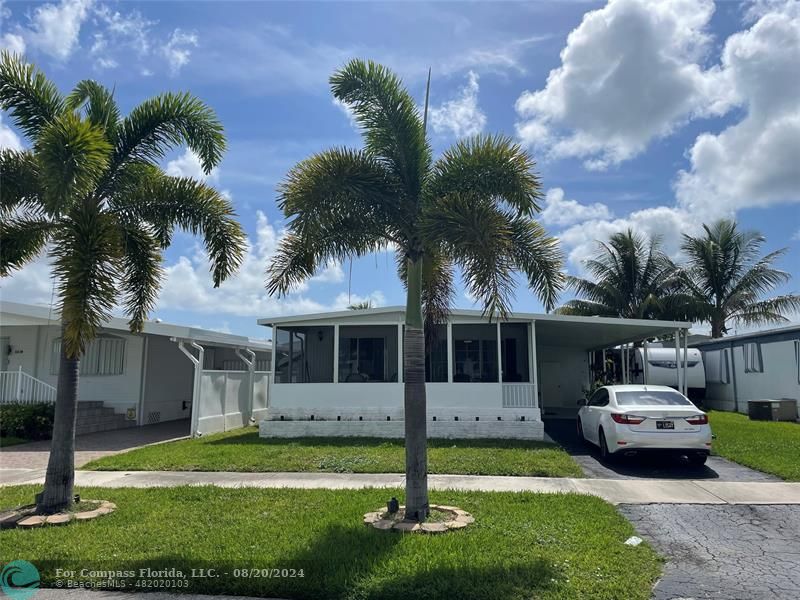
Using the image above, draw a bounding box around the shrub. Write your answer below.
[0,402,55,441]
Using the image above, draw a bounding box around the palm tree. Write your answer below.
[680,219,800,338]
[0,52,246,513]
[267,59,563,522]
[556,230,682,320]
[347,300,372,310]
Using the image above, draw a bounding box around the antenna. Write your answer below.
[422,67,431,135]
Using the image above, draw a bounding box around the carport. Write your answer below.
[531,314,693,418]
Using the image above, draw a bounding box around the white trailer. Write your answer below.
[631,347,706,399]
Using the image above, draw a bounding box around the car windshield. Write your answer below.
[615,390,693,406]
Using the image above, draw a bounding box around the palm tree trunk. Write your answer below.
[711,317,725,338]
[36,325,79,514]
[403,257,429,522]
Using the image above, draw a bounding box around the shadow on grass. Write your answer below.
[207,432,559,451]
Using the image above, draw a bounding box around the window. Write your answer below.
[338,325,397,383]
[704,349,729,384]
[51,336,125,376]
[588,388,609,407]
[743,342,763,373]
[425,325,447,382]
[615,390,692,406]
[452,324,498,382]
[794,341,800,385]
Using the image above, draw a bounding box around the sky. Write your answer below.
[1,0,798,340]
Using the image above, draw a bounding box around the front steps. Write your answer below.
[75,401,136,436]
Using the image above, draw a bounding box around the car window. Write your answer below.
[588,389,609,407]
[615,390,693,406]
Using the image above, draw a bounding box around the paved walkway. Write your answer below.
[2,469,799,505]
[0,420,190,470]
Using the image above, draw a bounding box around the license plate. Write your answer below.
[656,421,675,430]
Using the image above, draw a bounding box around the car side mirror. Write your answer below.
[577,398,586,407]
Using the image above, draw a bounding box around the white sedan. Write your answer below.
[577,384,712,465]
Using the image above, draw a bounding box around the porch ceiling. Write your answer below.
[534,319,679,350]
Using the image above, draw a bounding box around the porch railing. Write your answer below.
[502,382,537,408]
[0,368,57,404]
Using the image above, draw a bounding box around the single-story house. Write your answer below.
[693,324,800,414]
[257,307,693,440]
[0,301,271,437]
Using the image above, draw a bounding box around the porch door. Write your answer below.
[0,337,8,371]
[540,361,562,416]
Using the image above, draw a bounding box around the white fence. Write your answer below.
[0,368,57,404]
[502,383,537,408]
[195,370,271,435]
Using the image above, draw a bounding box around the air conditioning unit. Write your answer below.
[747,399,798,422]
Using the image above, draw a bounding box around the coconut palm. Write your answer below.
[0,52,246,513]
[267,59,564,522]
[679,219,800,338]
[556,230,682,320]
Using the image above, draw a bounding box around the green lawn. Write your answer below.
[0,485,660,600]
[84,428,583,477]
[0,436,30,447]
[709,410,800,480]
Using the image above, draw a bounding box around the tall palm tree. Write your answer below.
[556,230,681,320]
[267,59,563,522]
[680,219,800,338]
[0,52,246,513]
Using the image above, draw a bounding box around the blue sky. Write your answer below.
[1,0,798,340]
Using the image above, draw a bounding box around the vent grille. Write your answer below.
[147,411,161,424]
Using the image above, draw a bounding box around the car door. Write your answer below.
[583,388,609,444]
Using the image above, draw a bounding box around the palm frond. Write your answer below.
[0,149,42,216]
[119,224,163,332]
[330,59,430,202]
[729,295,800,327]
[0,51,63,139]
[427,135,543,216]
[0,216,55,276]
[507,217,564,311]
[65,80,120,139]
[555,300,616,317]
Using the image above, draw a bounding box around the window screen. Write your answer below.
[51,336,126,376]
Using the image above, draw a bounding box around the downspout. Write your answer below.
[235,347,256,424]
[729,340,739,413]
[137,336,149,426]
[176,340,204,437]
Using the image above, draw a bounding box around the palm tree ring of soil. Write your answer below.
[0,500,117,529]
[363,504,474,533]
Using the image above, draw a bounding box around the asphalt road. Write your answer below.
[621,504,800,600]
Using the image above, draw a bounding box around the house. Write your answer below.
[257,307,694,440]
[0,301,271,437]
[692,325,800,414]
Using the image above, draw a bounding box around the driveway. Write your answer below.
[621,504,800,600]
[0,420,189,472]
[544,418,778,481]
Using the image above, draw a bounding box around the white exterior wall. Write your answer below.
[537,345,589,418]
[142,335,193,424]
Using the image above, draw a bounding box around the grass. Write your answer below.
[0,436,29,447]
[0,485,660,600]
[709,410,800,480]
[84,427,583,477]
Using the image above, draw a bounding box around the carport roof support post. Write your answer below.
[176,340,204,437]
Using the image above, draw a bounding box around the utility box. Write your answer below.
[747,399,798,422]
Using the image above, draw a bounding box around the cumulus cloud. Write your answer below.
[674,3,800,214]
[23,0,93,61]
[165,149,219,183]
[0,116,23,150]
[161,28,198,74]
[515,0,730,170]
[539,187,612,227]
[1,32,25,54]
[429,71,486,138]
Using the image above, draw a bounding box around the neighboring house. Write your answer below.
[693,325,800,414]
[258,307,693,440]
[0,301,271,437]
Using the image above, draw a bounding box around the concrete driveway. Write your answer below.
[0,420,189,471]
[544,418,778,481]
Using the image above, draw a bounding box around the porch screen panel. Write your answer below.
[338,325,398,383]
[500,323,530,382]
[425,325,447,382]
[452,324,498,382]
[274,326,334,383]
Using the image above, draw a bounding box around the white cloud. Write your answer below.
[674,3,800,214]
[1,32,25,54]
[332,98,358,128]
[311,262,345,284]
[0,252,56,306]
[165,149,219,183]
[515,0,730,170]
[332,290,386,310]
[24,0,93,60]
[0,116,23,150]
[539,187,612,227]
[161,28,198,74]
[429,71,486,138]
[93,4,153,55]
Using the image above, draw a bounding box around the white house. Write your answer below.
[693,325,800,414]
[258,307,694,440]
[0,301,271,437]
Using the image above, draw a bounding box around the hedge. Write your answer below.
[0,402,55,441]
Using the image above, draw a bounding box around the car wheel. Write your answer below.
[688,454,707,466]
[576,418,585,443]
[599,429,613,462]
